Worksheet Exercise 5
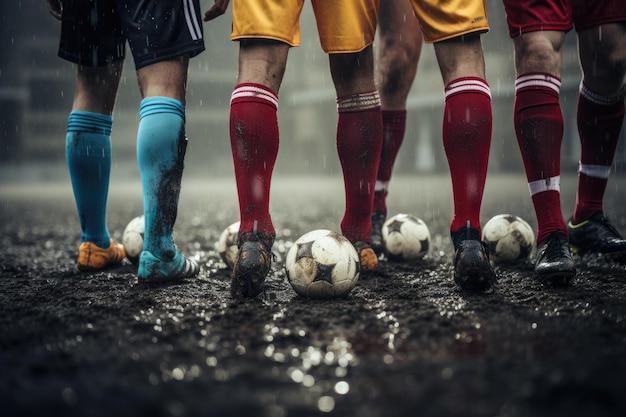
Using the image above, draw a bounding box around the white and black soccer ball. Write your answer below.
[122,215,144,266]
[382,214,431,261]
[482,214,535,264]
[285,230,360,299]
[217,221,240,269]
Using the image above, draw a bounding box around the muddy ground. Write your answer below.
[1,173,626,417]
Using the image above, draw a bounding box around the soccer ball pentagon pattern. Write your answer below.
[482,214,535,264]
[382,213,431,261]
[285,230,360,299]
[122,215,144,266]
[217,221,240,269]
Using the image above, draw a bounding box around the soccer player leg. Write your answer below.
[227,40,288,298]
[433,36,496,291]
[136,96,198,281]
[229,82,280,298]
[511,31,575,285]
[332,53,383,272]
[67,64,125,271]
[373,0,423,254]
[66,110,125,271]
[568,22,626,259]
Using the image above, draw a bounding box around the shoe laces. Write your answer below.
[542,232,569,261]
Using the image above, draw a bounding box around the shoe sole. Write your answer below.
[534,270,575,287]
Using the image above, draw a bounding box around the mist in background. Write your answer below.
[1,1,625,182]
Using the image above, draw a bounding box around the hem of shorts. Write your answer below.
[134,44,206,70]
[425,28,489,44]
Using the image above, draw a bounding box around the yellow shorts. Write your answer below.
[408,0,489,43]
[231,0,379,54]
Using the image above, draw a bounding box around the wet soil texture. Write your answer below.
[1,175,626,417]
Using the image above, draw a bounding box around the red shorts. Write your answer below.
[503,0,626,37]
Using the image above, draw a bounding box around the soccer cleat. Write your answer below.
[451,225,496,291]
[231,231,275,298]
[533,232,576,287]
[370,211,386,255]
[567,213,626,259]
[77,239,125,271]
[353,240,379,272]
[137,250,199,281]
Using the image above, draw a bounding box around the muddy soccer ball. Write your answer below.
[217,221,240,269]
[382,213,431,261]
[285,230,360,299]
[482,214,535,264]
[122,215,144,266]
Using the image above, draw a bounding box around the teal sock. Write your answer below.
[66,110,113,248]
[137,97,187,260]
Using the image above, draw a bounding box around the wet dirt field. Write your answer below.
[1,173,626,417]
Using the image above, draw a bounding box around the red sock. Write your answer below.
[573,82,625,222]
[514,73,566,244]
[337,91,383,243]
[373,110,407,214]
[443,77,492,235]
[229,83,279,235]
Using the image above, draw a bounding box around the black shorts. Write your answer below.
[58,0,205,69]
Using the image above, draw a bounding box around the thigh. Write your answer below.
[237,40,290,93]
[311,0,379,53]
[73,62,124,115]
[577,22,626,94]
[377,0,422,108]
[137,55,190,103]
[329,45,376,97]
[512,30,565,76]
[118,0,206,70]
[408,0,489,43]
[434,35,485,85]
[231,0,305,47]
[58,0,125,67]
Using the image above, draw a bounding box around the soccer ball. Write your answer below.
[122,215,144,265]
[382,214,431,261]
[482,214,535,264]
[285,230,360,299]
[217,221,240,269]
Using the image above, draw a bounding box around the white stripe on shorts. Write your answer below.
[528,175,560,196]
[183,0,202,41]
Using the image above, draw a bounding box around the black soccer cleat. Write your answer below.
[370,211,386,255]
[451,225,497,291]
[230,230,275,298]
[567,213,626,260]
[533,232,576,287]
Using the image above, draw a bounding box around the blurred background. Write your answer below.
[1,1,625,182]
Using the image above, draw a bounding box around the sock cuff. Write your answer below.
[231,83,279,109]
[580,81,626,106]
[515,73,561,96]
[336,90,381,113]
[445,77,491,100]
[67,111,113,135]
[139,97,185,120]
